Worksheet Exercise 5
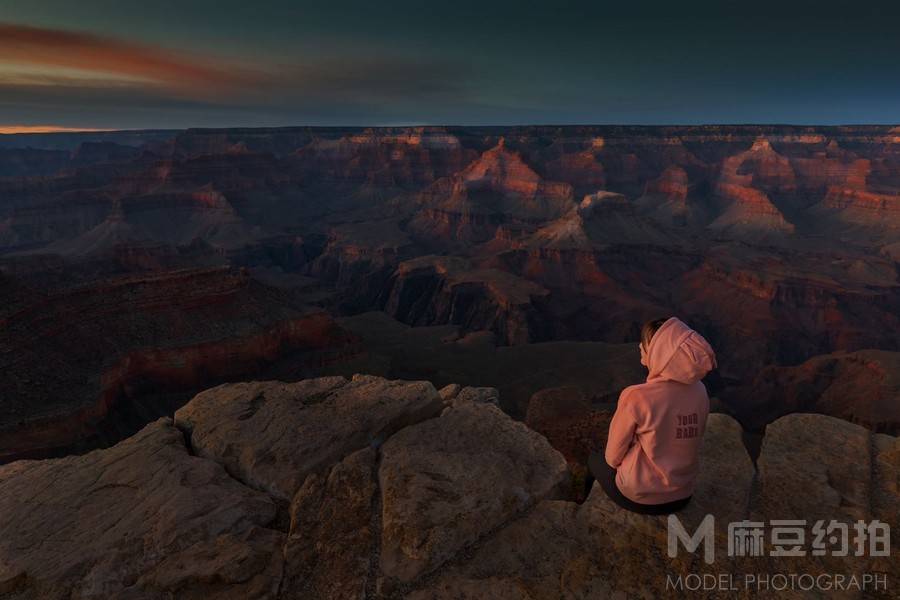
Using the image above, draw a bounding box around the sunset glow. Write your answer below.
[0,125,114,134]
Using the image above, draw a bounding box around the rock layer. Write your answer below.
[0,268,354,463]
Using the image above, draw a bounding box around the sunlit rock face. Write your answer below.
[408,139,575,244]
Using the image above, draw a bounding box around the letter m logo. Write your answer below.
[668,514,715,564]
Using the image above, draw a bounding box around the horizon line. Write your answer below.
[3,123,900,136]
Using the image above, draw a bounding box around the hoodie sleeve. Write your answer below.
[605,388,638,468]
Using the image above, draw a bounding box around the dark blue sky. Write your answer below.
[2,0,900,129]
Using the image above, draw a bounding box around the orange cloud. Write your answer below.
[0,125,115,134]
[0,23,260,94]
[0,23,478,129]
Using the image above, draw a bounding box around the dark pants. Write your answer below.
[586,451,691,515]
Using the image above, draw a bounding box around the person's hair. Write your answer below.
[641,317,669,349]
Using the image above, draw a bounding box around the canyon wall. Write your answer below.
[2,124,899,453]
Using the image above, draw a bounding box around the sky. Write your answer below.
[1,0,900,130]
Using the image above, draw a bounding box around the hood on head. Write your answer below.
[644,317,716,384]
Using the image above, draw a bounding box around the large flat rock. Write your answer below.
[174,374,444,500]
[0,418,284,600]
[407,413,756,599]
[752,414,900,589]
[754,413,897,522]
[379,399,569,585]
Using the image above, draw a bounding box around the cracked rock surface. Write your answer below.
[378,400,569,585]
[1,376,898,599]
[0,418,284,600]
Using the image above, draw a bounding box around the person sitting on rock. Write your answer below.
[587,317,716,515]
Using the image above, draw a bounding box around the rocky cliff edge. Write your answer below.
[0,375,897,599]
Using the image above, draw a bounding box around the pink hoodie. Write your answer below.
[605,317,716,504]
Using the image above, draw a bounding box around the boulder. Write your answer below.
[754,413,876,522]
[0,418,284,600]
[378,400,569,584]
[408,413,755,599]
[174,374,444,500]
[282,447,378,600]
[752,414,900,587]
[441,385,501,408]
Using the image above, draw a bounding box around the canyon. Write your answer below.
[1,125,899,456]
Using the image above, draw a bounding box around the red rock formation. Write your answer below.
[380,255,549,345]
[542,150,607,192]
[520,247,613,295]
[119,187,259,248]
[677,247,900,381]
[790,155,870,191]
[730,350,900,433]
[710,138,796,234]
[819,185,900,228]
[644,165,689,203]
[710,182,795,233]
[0,268,357,462]
[726,137,796,190]
[410,139,574,243]
[453,138,574,204]
[291,128,477,188]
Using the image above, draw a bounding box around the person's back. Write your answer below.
[601,317,716,509]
